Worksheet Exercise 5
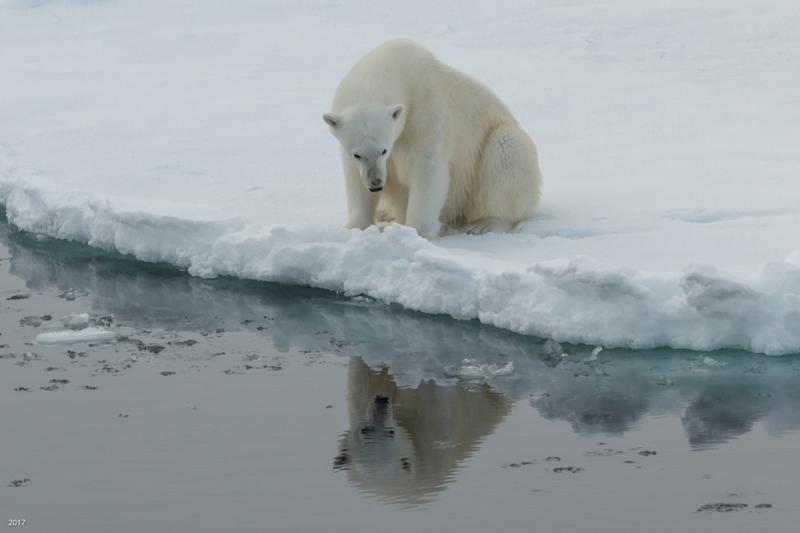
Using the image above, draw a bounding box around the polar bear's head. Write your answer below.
[323,104,405,192]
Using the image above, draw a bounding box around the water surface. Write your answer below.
[1,220,799,532]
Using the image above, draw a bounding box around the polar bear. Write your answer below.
[323,39,542,239]
[333,357,511,504]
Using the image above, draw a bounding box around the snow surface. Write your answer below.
[1,0,799,354]
[35,327,117,345]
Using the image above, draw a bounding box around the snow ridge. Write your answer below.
[3,183,798,355]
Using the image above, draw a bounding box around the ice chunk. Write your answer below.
[35,327,116,345]
[61,313,91,329]
[446,359,515,379]
[587,346,604,361]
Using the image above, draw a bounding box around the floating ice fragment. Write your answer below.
[490,361,515,376]
[447,359,515,379]
[35,327,116,345]
[656,376,674,386]
[689,355,727,371]
[61,312,90,329]
[586,346,604,361]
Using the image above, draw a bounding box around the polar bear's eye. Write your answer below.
[353,153,362,160]
[381,149,387,155]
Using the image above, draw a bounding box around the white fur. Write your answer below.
[324,39,542,239]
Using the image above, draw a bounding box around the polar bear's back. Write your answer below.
[332,40,434,110]
[332,40,515,129]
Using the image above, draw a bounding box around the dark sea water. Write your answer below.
[1,216,799,533]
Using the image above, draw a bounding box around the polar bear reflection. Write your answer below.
[334,357,510,505]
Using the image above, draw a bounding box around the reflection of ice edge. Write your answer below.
[4,219,800,448]
[2,184,800,355]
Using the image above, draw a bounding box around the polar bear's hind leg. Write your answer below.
[466,125,542,233]
[462,217,514,235]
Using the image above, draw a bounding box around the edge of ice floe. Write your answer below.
[3,180,799,355]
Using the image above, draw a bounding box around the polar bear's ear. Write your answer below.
[389,104,404,121]
[323,113,341,129]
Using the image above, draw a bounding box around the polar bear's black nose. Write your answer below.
[374,395,390,405]
[368,180,383,192]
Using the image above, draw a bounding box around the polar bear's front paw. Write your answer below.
[409,222,441,240]
[374,220,392,231]
[345,218,373,230]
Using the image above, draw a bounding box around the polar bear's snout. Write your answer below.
[361,161,386,192]
[366,171,384,192]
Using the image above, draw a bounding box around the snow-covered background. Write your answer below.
[1,0,799,354]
